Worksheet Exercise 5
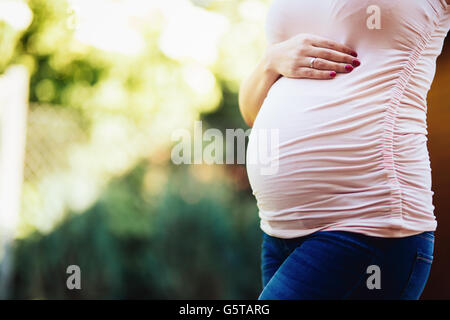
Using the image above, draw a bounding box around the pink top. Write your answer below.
[246,0,450,238]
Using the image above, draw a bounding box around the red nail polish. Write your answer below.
[352,59,361,67]
[330,71,337,78]
[351,51,358,57]
[345,64,354,72]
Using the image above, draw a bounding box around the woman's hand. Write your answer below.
[265,33,360,80]
[238,33,359,126]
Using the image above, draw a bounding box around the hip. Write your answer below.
[259,229,435,299]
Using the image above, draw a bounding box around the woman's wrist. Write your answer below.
[262,45,280,79]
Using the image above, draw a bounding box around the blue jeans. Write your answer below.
[259,230,435,300]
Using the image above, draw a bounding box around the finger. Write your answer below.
[308,47,358,65]
[308,57,354,73]
[293,67,337,80]
[308,35,357,57]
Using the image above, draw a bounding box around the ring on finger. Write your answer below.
[309,57,318,69]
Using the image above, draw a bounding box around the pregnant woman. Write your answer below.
[239,0,450,299]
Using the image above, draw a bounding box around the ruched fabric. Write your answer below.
[246,0,450,238]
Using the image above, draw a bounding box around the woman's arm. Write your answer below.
[238,48,280,128]
[238,34,359,127]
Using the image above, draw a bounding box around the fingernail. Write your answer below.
[330,71,337,78]
[352,59,361,67]
[345,64,354,72]
[351,51,358,57]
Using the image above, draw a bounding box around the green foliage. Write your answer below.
[11,163,262,299]
[6,0,265,299]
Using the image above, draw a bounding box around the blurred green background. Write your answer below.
[0,0,449,299]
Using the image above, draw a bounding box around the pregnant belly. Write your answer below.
[246,77,390,216]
